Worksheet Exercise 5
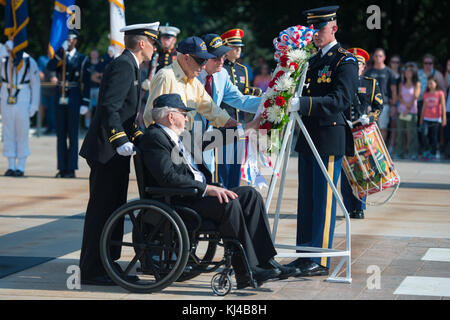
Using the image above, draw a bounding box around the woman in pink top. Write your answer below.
[396,63,421,159]
[419,76,447,159]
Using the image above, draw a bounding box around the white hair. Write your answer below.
[152,106,181,123]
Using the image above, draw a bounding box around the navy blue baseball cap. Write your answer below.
[153,93,195,111]
[201,33,232,57]
[176,36,215,59]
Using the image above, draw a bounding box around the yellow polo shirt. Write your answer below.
[143,60,230,130]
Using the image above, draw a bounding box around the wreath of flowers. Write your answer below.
[259,25,317,131]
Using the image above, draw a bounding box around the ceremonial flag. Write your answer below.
[48,0,75,59]
[4,0,29,71]
[109,0,126,58]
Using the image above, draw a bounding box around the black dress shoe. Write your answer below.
[235,267,281,290]
[81,274,117,286]
[14,170,24,177]
[296,261,329,277]
[4,169,16,176]
[284,257,311,269]
[64,171,76,178]
[350,210,364,219]
[260,258,301,279]
[55,171,66,178]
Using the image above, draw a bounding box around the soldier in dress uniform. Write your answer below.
[0,41,40,177]
[47,29,89,178]
[341,47,384,219]
[153,23,180,75]
[284,6,359,276]
[78,23,159,286]
[220,28,261,123]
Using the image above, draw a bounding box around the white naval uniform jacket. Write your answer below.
[0,52,41,158]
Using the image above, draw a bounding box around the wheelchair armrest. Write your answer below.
[144,186,199,197]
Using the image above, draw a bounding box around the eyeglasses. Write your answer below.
[172,110,188,117]
[424,61,433,65]
[191,55,208,66]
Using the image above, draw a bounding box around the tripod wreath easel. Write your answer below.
[264,63,352,284]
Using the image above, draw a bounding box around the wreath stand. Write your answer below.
[265,65,352,283]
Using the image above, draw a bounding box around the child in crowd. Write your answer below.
[396,63,421,159]
[420,76,447,160]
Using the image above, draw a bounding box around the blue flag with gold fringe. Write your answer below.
[4,0,29,71]
[48,0,75,59]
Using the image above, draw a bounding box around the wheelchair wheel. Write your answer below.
[211,272,232,296]
[176,236,218,282]
[100,199,190,293]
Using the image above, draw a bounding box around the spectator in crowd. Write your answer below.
[418,54,446,153]
[388,54,402,154]
[420,76,447,160]
[364,48,397,141]
[444,58,450,158]
[253,62,272,92]
[396,62,421,160]
[37,54,57,134]
[81,48,100,129]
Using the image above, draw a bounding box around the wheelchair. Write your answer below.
[99,150,258,295]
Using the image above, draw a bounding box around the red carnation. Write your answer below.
[264,99,272,108]
[275,95,286,106]
[262,110,268,119]
[260,122,273,130]
[268,79,275,88]
[280,55,289,67]
[275,70,285,79]
[289,62,299,71]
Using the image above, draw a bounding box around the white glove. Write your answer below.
[29,108,37,117]
[358,114,370,126]
[141,79,151,91]
[61,40,69,51]
[80,106,89,115]
[290,97,300,112]
[346,120,353,129]
[5,40,13,52]
[116,142,135,156]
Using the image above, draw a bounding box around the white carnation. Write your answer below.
[266,106,284,124]
[287,49,308,63]
[274,73,294,92]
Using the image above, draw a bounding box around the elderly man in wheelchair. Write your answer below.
[98,93,299,295]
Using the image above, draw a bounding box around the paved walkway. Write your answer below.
[0,135,450,300]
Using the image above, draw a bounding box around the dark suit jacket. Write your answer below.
[138,124,213,198]
[79,49,143,164]
[295,43,358,157]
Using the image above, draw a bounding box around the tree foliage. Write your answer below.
[1,0,448,70]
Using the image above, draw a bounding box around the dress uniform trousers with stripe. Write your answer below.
[294,43,358,268]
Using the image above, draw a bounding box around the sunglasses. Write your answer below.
[191,55,208,66]
[424,61,433,65]
[173,110,188,117]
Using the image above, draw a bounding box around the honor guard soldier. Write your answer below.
[79,22,159,286]
[341,47,384,219]
[0,41,40,177]
[47,29,89,178]
[155,23,180,74]
[285,6,359,276]
[220,29,262,123]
